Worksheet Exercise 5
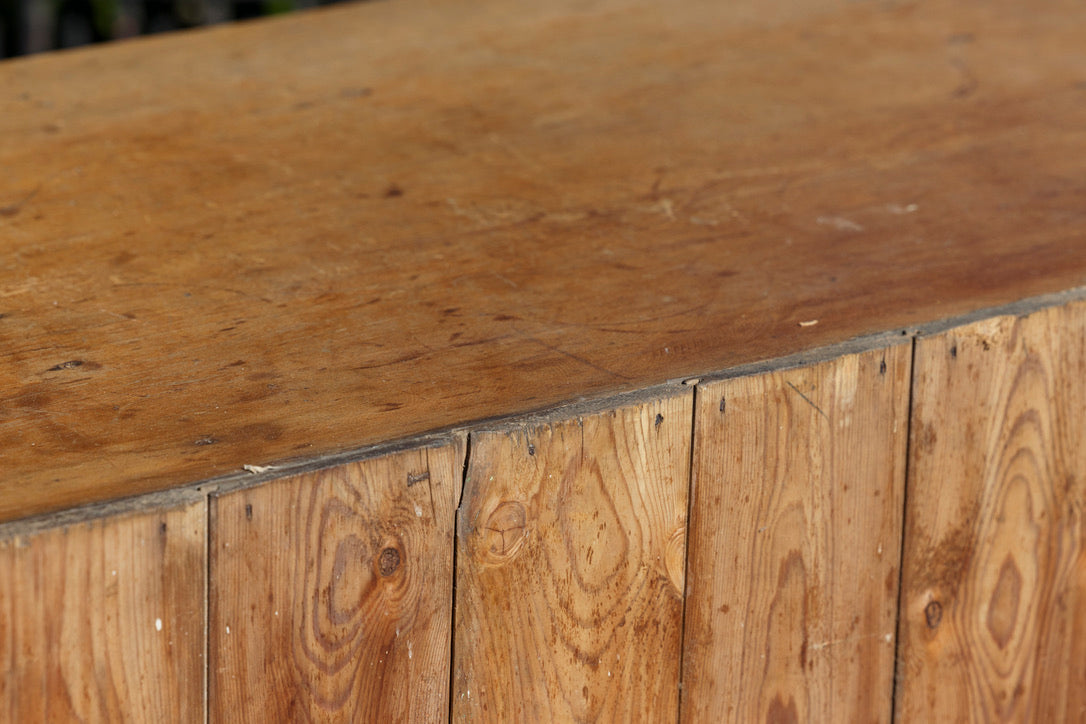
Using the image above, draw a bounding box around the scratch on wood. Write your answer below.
[816,216,864,232]
[810,632,894,651]
[786,381,828,420]
[521,332,632,381]
[0,186,41,218]
[47,360,84,371]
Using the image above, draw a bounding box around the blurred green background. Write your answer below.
[0,0,355,57]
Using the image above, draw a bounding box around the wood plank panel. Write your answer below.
[680,345,910,722]
[6,0,1086,522]
[453,393,692,722]
[897,301,1086,721]
[209,438,464,722]
[0,500,206,722]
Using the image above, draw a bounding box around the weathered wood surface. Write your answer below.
[0,501,206,722]
[897,301,1086,721]
[209,438,463,722]
[3,0,1086,521]
[681,345,911,723]
[453,393,692,721]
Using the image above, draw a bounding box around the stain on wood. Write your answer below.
[209,438,464,721]
[453,393,692,721]
[681,346,910,722]
[0,502,206,722]
[897,301,1086,721]
[4,0,1086,522]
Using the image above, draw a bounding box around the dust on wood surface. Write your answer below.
[3,0,1086,520]
[453,393,692,721]
[209,438,463,722]
[0,501,206,722]
[680,345,910,723]
[897,300,1086,721]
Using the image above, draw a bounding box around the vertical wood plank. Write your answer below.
[209,438,464,722]
[897,302,1086,721]
[453,392,692,722]
[681,345,911,723]
[0,500,207,722]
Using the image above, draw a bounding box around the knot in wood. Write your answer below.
[484,501,527,558]
[378,547,401,576]
[924,600,943,629]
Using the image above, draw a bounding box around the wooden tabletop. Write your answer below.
[2,0,1085,522]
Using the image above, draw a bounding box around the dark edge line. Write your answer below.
[448,431,472,722]
[204,492,212,724]
[675,383,699,723]
[3,285,1083,537]
[913,284,1086,339]
[889,334,920,722]
[0,485,209,541]
[0,435,456,539]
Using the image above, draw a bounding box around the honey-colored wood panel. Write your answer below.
[453,393,692,722]
[5,0,1086,521]
[897,301,1086,721]
[681,345,910,722]
[0,501,206,722]
[209,438,463,722]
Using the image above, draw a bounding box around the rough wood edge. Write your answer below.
[3,285,1084,535]
[0,485,209,541]
[0,433,462,539]
[912,285,1086,338]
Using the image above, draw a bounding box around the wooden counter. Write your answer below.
[2,0,1084,720]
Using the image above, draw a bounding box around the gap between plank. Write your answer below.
[889,334,920,722]
[448,431,473,723]
[675,383,700,723]
[204,492,213,724]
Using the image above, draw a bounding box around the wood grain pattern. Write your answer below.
[209,438,463,722]
[897,301,1086,721]
[680,345,910,723]
[0,501,206,722]
[4,0,1086,520]
[453,393,692,722]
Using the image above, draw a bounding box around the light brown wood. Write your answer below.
[897,301,1086,721]
[0,501,206,722]
[680,345,910,722]
[209,437,463,722]
[453,393,692,722]
[4,0,1086,521]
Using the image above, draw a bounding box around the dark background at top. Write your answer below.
[0,0,356,57]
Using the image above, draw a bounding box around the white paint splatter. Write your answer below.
[155,618,162,632]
